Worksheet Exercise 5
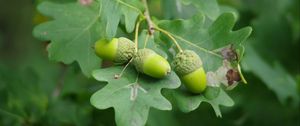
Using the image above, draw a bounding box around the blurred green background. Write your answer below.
[0,0,299,125]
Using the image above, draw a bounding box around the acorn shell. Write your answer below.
[181,67,207,93]
[94,37,134,64]
[94,38,118,61]
[133,49,153,73]
[172,50,207,93]
[133,49,171,78]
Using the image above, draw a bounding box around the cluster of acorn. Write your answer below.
[94,37,207,93]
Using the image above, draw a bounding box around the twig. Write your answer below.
[154,27,183,52]
[142,0,154,35]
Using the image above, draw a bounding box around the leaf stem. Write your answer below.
[155,26,221,58]
[115,58,133,79]
[122,0,220,58]
[134,19,142,52]
[142,0,155,35]
[237,64,247,84]
[172,34,222,58]
[154,27,183,52]
[143,33,150,48]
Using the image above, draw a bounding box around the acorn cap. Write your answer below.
[114,37,135,64]
[172,50,202,76]
[133,48,155,73]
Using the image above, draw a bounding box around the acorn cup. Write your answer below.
[133,48,171,78]
[172,50,207,93]
[94,37,135,64]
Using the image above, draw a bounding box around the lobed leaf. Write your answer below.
[164,88,234,117]
[180,0,220,20]
[157,12,252,115]
[33,2,102,76]
[158,12,252,73]
[91,66,180,126]
[99,0,143,39]
[33,0,143,76]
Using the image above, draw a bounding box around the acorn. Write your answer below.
[94,37,135,64]
[172,50,207,93]
[133,49,171,78]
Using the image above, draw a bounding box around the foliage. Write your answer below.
[33,1,102,76]
[91,66,180,126]
[0,0,299,126]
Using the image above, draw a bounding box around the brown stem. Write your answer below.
[142,0,154,35]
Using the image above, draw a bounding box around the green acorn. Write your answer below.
[133,49,171,78]
[172,50,207,93]
[94,37,135,64]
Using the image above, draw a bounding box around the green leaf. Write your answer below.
[33,0,143,76]
[157,13,251,116]
[180,0,220,20]
[33,1,102,76]
[160,0,182,19]
[164,88,234,117]
[91,66,180,126]
[99,0,143,38]
[158,12,252,72]
[242,45,299,106]
[147,109,179,126]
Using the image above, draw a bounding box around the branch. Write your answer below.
[142,0,154,35]
[141,0,183,52]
